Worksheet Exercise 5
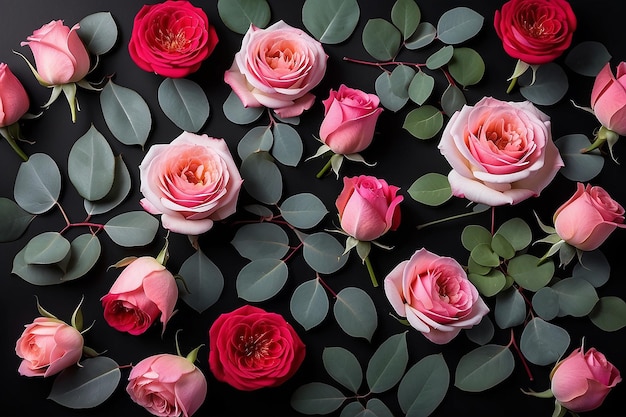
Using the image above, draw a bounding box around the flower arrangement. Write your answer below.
[1,1,625,417]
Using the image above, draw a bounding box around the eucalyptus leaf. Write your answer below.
[573,249,610,288]
[468,269,506,298]
[48,356,121,409]
[448,47,484,87]
[507,254,554,292]
[440,84,466,116]
[551,277,599,317]
[223,90,264,125]
[467,257,491,276]
[454,344,514,392]
[364,399,394,417]
[494,217,531,251]
[280,193,328,229]
[408,71,435,105]
[84,155,132,216]
[158,78,209,132]
[403,105,443,139]
[461,224,491,251]
[0,197,35,242]
[303,232,349,274]
[425,45,454,70]
[555,134,604,182]
[532,287,560,321]
[397,353,449,417]
[375,72,409,112]
[340,401,365,417]
[391,0,420,40]
[494,287,526,329]
[407,173,452,206]
[238,126,273,160]
[290,279,329,330]
[24,232,71,265]
[520,318,570,366]
[77,12,118,56]
[490,234,515,260]
[236,258,288,302]
[177,249,224,313]
[62,234,102,282]
[436,7,484,45]
[217,0,271,34]
[14,153,61,214]
[103,211,159,247]
[589,296,626,332]
[366,332,408,393]
[334,287,377,341]
[389,65,415,98]
[12,247,64,285]
[100,80,151,147]
[465,316,494,345]
[244,203,274,219]
[241,152,283,205]
[323,346,363,393]
[405,22,436,50]
[291,382,346,415]
[564,41,611,77]
[519,63,568,106]
[272,123,303,167]
[362,18,401,61]
[68,125,116,201]
[231,222,290,260]
[302,0,360,44]
[470,243,500,268]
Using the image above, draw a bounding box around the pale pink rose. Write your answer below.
[384,248,489,344]
[20,20,90,85]
[101,256,178,336]
[553,182,626,251]
[224,20,327,118]
[127,353,207,417]
[551,347,621,413]
[15,317,84,377]
[591,62,626,136]
[139,131,243,235]
[438,97,563,206]
[0,63,30,127]
[336,175,403,242]
[320,84,383,154]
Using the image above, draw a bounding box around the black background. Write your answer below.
[1,1,625,416]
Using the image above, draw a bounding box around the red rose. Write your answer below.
[128,0,218,78]
[208,305,305,391]
[494,0,576,65]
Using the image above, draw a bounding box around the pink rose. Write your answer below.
[127,353,207,417]
[494,0,576,65]
[319,85,383,154]
[139,131,243,236]
[553,183,626,251]
[591,62,626,136]
[336,175,403,242]
[224,20,327,118]
[384,248,489,344]
[128,0,219,78]
[101,256,178,336]
[208,305,306,391]
[0,63,30,127]
[20,20,90,85]
[15,317,84,377]
[551,347,621,413]
[438,96,563,206]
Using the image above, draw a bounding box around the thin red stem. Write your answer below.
[508,328,534,381]
[317,274,338,298]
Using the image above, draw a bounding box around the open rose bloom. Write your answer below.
[438,97,563,206]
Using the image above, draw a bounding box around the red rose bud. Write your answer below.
[0,63,30,128]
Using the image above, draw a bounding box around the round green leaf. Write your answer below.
[454,344,514,392]
[364,399,394,417]
[398,353,449,417]
[552,277,599,317]
[407,173,452,206]
[532,287,560,321]
[236,258,288,302]
[291,382,346,415]
[231,222,290,260]
[405,22,436,50]
[494,287,526,329]
[84,155,132,216]
[564,41,611,77]
[12,247,64,286]
[589,296,626,332]
[339,401,364,417]
[177,249,224,313]
[440,84,466,116]
[103,211,159,247]
[238,126,273,161]
[217,0,271,34]
[572,249,610,288]
[468,269,506,298]
[408,71,435,105]
[290,279,329,330]
[100,80,151,147]
[14,153,61,214]
[62,234,102,281]
[240,152,283,205]
[77,12,118,56]
[448,47,485,87]
[507,254,554,292]
[375,72,409,112]
[389,65,415,98]
[465,316,494,345]
[461,224,492,251]
[280,193,328,229]
[520,318,570,366]
[436,7,484,45]
[403,105,443,139]
[158,78,209,132]
[467,256,491,276]
[0,197,35,242]
[426,45,454,70]
[334,287,377,341]
[303,232,349,274]
[470,243,500,268]
[223,90,264,125]
[362,18,401,61]
[272,123,302,167]
[68,125,115,201]
[491,234,515,260]
[519,63,568,106]
[494,217,532,251]
[24,232,70,265]
[323,347,363,393]
[302,0,360,44]
[555,134,604,182]
[366,332,408,393]
[391,0,421,40]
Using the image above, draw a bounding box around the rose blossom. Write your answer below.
[208,305,305,391]
[551,346,621,413]
[15,317,84,377]
[224,20,327,118]
[0,63,30,128]
[128,0,219,78]
[494,0,576,65]
[127,353,207,417]
[384,248,489,344]
[553,182,626,251]
[336,175,403,242]
[438,96,563,206]
[20,20,90,85]
[319,84,383,155]
[139,131,243,236]
[101,256,178,336]
[590,62,626,136]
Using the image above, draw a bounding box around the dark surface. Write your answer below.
[1,1,625,417]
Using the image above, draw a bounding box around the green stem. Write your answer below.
[506,76,518,94]
[316,159,332,179]
[417,210,484,230]
[364,256,378,287]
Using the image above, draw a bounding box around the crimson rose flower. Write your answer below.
[208,305,305,391]
[128,0,218,78]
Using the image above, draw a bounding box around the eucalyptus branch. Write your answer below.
[508,328,534,382]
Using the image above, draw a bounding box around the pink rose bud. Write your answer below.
[384,248,490,344]
[0,63,30,127]
[494,0,576,65]
[336,175,403,242]
[128,0,219,78]
[15,317,84,377]
[553,182,626,251]
[127,353,207,417]
[591,62,626,136]
[319,84,383,155]
[101,256,178,336]
[551,347,621,413]
[224,20,328,118]
[20,20,90,85]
